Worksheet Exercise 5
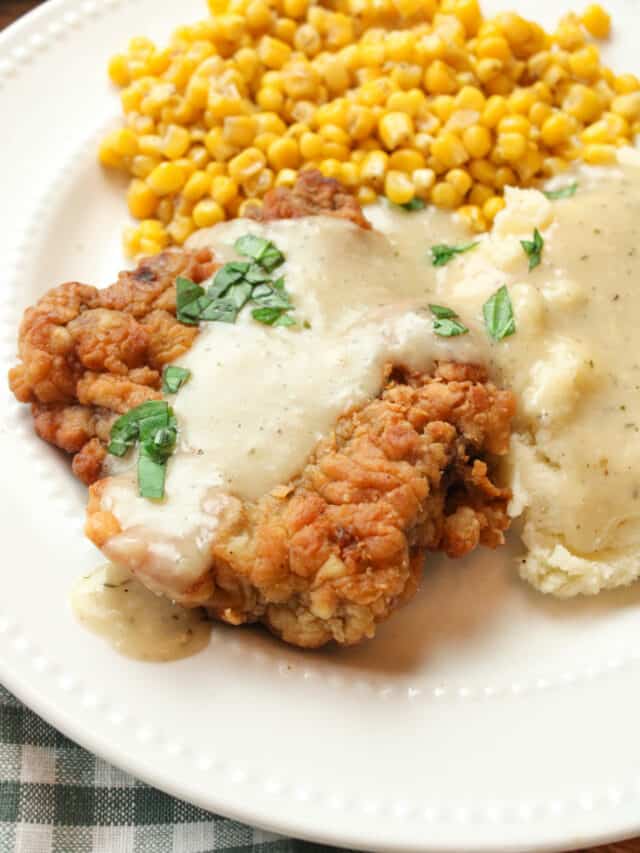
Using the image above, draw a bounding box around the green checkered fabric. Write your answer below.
[0,684,336,853]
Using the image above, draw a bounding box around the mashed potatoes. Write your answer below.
[440,154,640,596]
[368,151,640,597]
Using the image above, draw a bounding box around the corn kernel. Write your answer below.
[267,137,300,170]
[168,216,196,246]
[581,4,611,39]
[385,170,415,204]
[389,149,426,172]
[361,150,389,187]
[456,204,487,232]
[275,168,299,187]
[446,167,472,195]
[238,198,263,216]
[540,112,574,146]
[462,124,492,158]
[246,0,273,31]
[357,186,378,205]
[254,132,279,153]
[481,95,508,127]
[108,54,130,87]
[468,182,493,205]
[431,131,469,168]
[529,102,552,127]
[469,157,497,184]
[455,85,486,111]
[614,74,640,94]
[424,60,458,94]
[258,36,292,69]
[583,143,616,163]
[147,162,186,195]
[562,84,603,123]
[257,87,284,111]
[483,195,506,221]
[412,167,436,195]
[431,181,460,207]
[228,147,267,182]
[223,115,257,147]
[156,199,174,224]
[193,199,226,227]
[476,35,511,62]
[498,114,530,136]
[183,170,212,201]
[378,112,414,149]
[494,165,517,188]
[127,179,157,219]
[210,175,239,205]
[164,125,191,159]
[611,93,640,121]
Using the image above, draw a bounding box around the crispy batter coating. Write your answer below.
[86,364,515,647]
[9,174,516,647]
[9,249,216,479]
[246,169,371,230]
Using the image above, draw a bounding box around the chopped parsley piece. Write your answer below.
[483,285,515,342]
[520,228,544,271]
[430,241,479,267]
[162,365,191,395]
[137,449,168,500]
[234,234,285,271]
[107,401,178,499]
[543,182,577,200]
[428,304,468,337]
[399,197,426,211]
[175,277,207,325]
[175,236,296,327]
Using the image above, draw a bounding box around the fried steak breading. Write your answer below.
[8,171,516,647]
[245,168,371,230]
[86,363,514,647]
[9,249,216,483]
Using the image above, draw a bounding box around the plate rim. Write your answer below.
[3,2,640,851]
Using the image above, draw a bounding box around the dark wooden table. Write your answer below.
[1,2,639,852]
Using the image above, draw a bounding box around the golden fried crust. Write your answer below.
[246,169,372,230]
[84,364,513,647]
[8,248,216,481]
[198,364,514,647]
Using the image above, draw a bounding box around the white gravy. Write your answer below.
[93,152,640,623]
[71,563,211,660]
[100,208,477,590]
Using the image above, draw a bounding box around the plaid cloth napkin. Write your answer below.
[0,684,336,853]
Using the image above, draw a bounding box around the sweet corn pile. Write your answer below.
[98,0,639,256]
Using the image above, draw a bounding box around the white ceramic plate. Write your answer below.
[3,1,640,850]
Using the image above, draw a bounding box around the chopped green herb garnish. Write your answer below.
[107,401,169,457]
[429,304,457,320]
[252,306,294,326]
[399,197,426,211]
[234,235,285,271]
[543,182,577,200]
[520,228,544,271]
[175,277,206,325]
[176,236,296,328]
[428,304,468,337]
[137,448,168,500]
[107,401,177,499]
[162,365,191,395]
[430,241,479,267]
[483,285,515,342]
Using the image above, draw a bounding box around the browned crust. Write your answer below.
[246,169,372,230]
[9,249,217,480]
[86,362,515,648]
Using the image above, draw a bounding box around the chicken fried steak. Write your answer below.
[8,172,515,648]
